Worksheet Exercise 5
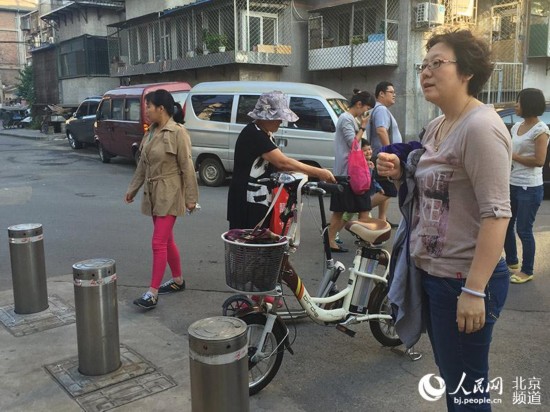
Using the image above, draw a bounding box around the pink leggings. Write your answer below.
[151,215,182,289]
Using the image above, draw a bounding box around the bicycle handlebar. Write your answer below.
[306,181,343,195]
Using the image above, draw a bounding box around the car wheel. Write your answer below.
[67,132,83,149]
[98,142,112,163]
[198,157,226,187]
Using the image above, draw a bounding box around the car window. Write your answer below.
[236,95,260,124]
[88,102,99,116]
[112,99,124,120]
[191,94,233,123]
[125,98,140,121]
[540,110,550,125]
[327,98,348,117]
[97,99,111,120]
[288,97,333,132]
[75,102,88,118]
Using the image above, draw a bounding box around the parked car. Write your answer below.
[94,82,191,164]
[184,81,349,186]
[497,104,550,197]
[65,96,101,149]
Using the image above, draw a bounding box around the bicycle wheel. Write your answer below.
[242,312,285,395]
[222,294,254,316]
[367,284,402,347]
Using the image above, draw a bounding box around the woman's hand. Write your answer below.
[457,293,485,334]
[376,152,402,180]
[124,193,134,204]
[317,168,336,183]
[186,202,197,212]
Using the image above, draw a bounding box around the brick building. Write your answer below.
[0,0,36,104]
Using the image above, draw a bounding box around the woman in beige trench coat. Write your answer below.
[125,89,199,309]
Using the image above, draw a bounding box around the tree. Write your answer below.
[16,65,34,106]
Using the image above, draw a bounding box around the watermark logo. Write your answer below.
[417,373,542,406]
[418,374,446,401]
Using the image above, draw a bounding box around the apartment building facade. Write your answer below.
[17,0,550,136]
[0,0,36,104]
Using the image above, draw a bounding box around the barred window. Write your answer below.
[58,36,109,78]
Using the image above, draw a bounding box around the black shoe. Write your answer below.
[133,292,157,309]
[158,279,186,295]
[386,220,399,229]
[330,246,349,253]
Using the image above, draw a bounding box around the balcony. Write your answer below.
[308,0,399,71]
[108,0,292,77]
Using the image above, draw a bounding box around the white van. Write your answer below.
[184,81,348,186]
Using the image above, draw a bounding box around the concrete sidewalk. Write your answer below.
[0,274,301,412]
[0,127,65,141]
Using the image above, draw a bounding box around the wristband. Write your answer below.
[359,127,365,131]
[461,286,486,298]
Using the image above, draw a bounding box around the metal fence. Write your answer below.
[528,0,550,58]
[307,0,400,71]
[476,1,524,105]
[108,0,292,77]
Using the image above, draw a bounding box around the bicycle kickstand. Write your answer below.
[391,345,423,361]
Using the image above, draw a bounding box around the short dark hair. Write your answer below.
[375,81,394,98]
[145,89,184,124]
[361,138,370,147]
[350,90,376,108]
[426,30,493,96]
[517,88,546,118]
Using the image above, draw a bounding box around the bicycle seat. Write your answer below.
[344,219,392,245]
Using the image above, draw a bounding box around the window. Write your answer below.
[191,95,233,123]
[125,98,141,121]
[112,99,124,120]
[288,97,333,131]
[89,102,99,116]
[58,36,110,78]
[161,21,171,60]
[241,11,278,51]
[97,99,111,120]
[236,95,260,124]
[75,102,88,118]
[327,98,349,117]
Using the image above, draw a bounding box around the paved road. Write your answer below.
[0,132,548,411]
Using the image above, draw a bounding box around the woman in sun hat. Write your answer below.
[227,90,335,229]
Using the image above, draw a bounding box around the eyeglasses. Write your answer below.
[416,58,457,74]
[384,90,396,94]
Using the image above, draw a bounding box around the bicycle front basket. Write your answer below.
[222,230,288,293]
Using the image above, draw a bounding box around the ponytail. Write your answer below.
[173,102,184,124]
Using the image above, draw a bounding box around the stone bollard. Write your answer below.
[189,316,249,412]
[8,223,48,314]
[73,258,121,376]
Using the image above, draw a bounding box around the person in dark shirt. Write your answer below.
[227,91,335,229]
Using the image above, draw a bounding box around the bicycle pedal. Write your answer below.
[336,324,356,338]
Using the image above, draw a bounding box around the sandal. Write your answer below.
[510,274,534,284]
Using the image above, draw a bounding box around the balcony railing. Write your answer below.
[308,0,400,71]
[108,0,292,77]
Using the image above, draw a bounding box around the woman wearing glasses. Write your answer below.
[377,30,511,410]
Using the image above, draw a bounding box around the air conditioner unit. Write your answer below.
[416,3,446,26]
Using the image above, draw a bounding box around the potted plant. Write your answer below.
[204,31,229,53]
[217,34,229,52]
[351,35,364,46]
